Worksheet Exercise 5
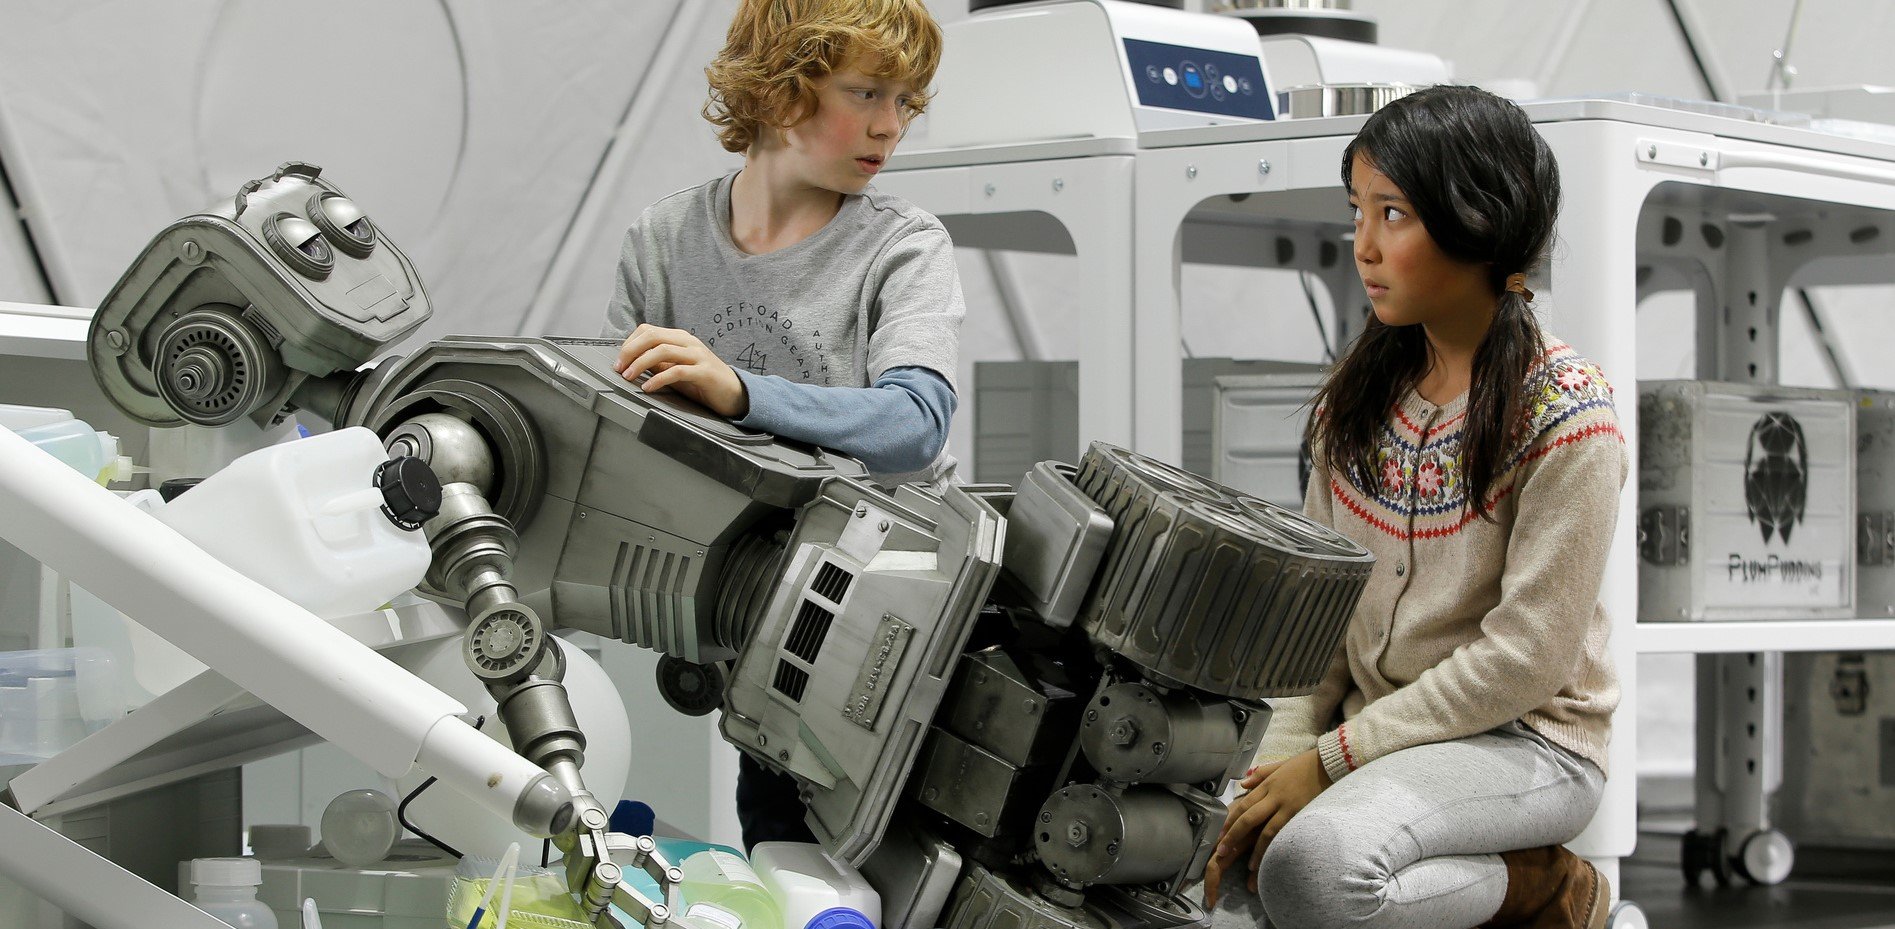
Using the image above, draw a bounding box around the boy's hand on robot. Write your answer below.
[1201,749,1333,907]
[614,324,751,419]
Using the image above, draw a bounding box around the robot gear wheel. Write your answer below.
[153,309,286,426]
[465,603,547,682]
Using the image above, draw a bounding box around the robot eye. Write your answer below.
[263,212,334,279]
[308,193,377,258]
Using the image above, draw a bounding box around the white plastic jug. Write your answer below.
[0,403,71,432]
[669,843,784,929]
[0,404,133,485]
[751,842,880,929]
[154,427,433,620]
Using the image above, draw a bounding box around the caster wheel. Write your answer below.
[1607,900,1649,929]
[1711,827,1733,886]
[1733,828,1795,885]
[1681,828,1731,888]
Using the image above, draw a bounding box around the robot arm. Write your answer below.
[83,162,679,927]
[87,164,1375,929]
[382,410,684,925]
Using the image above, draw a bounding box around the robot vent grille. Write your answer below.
[784,600,836,664]
[811,562,853,603]
[772,661,810,702]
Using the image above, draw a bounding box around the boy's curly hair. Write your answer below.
[704,0,943,154]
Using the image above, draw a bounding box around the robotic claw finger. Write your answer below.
[86,164,1374,929]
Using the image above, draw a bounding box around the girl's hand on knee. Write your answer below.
[1204,781,1271,906]
[1213,749,1333,894]
[1202,846,1231,908]
[614,324,749,418]
[1240,760,1282,790]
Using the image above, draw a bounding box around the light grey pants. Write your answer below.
[1208,722,1605,929]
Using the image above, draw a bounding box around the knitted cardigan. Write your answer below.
[1254,340,1627,783]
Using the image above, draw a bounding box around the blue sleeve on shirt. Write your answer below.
[733,366,955,475]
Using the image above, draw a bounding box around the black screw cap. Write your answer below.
[158,477,204,502]
[374,456,442,531]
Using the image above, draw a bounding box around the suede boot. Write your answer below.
[1478,845,1610,929]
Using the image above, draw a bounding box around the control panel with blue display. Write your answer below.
[1124,38,1274,121]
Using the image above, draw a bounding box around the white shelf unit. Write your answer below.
[881,96,1895,894]
[1636,619,1895,654]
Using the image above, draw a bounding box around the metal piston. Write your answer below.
[1079,682,1243,786]
[1034,786,1198,888]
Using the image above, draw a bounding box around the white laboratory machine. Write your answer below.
[914,0,1277,153]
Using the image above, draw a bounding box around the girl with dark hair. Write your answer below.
[1200,85,1627,929]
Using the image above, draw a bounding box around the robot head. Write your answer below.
[1743,411,1809,544]
[88,162,431,428]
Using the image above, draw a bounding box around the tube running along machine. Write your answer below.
[78,163,1375,929]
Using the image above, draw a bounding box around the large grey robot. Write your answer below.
[86,164,1373,929]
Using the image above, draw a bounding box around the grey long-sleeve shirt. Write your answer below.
[604,172,964,485]
[735,365,954,475]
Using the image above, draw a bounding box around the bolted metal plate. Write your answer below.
[939,648,1058,767]
[942,861,1112,929]
[912,729,1033,839]
[843,614,915,730]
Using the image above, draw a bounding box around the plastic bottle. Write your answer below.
[188,857,279,928]
[616,836,717,918]
[751,842,880,929]
[152,427,435,620]
[654,835,722,864]
[0,404,134,485]
[670,842,784,929]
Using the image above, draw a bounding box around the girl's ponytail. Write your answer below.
[1459,287,1546,518]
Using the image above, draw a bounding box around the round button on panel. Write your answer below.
[1146,64,1161,83]
[1179,62,1206,98]
[1162,66,1178,86]
[1224,75,1239,94]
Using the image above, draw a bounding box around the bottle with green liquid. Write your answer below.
[615,838,783,929]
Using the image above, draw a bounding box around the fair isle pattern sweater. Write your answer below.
[1254,340,1628,783]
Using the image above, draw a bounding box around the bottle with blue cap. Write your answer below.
[750,842,880,929]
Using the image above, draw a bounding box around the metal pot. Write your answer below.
[1280,82,1422,118]
[1218,0,1353,9]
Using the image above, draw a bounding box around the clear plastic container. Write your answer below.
[615,835,707,919]
[669,843,784,929]
[318,788,399,867]
[189,857,280,929]
[0,647,123,763]
[446,855,591,929]
[152,427,432,619]
[63,490,208,705]
[751,842,880,929]
[0,403,134,485]
[0,403,73,432]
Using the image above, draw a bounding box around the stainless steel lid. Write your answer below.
[1280,82,1422,118]
[1217,0,1353,8]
